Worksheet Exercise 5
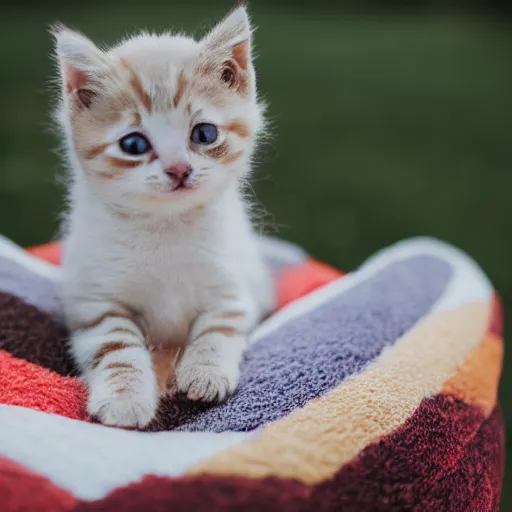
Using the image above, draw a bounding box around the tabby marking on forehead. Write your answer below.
[121,59,152,113]
[173,72,188,109]
[130,112,142,127]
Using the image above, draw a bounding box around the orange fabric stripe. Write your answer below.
[441,333,503,415]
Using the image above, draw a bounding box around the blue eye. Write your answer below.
[191,123,218,145]
[119,133,152,155]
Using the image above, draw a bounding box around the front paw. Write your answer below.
[87,372,158,428]
[175,357,240,403]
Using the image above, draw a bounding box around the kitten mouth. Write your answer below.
[151,181,196,195]
[172,182,192,191]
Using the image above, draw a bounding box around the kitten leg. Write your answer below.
[70,304,158,428]
[175,295,258,402]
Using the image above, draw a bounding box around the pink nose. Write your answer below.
[165,163,192,182]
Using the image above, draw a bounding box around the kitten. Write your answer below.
[52,5,275,428]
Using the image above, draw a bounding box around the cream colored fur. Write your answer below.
[53,6,275,428]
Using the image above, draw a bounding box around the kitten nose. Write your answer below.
[165,163,192,182]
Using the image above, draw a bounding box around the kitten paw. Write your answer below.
[87,374,158,428]
[175,359,239,403]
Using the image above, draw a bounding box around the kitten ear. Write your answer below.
[51,24,106,108]
[201,5,253,91]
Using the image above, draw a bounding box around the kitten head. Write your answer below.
[52,6,263,214]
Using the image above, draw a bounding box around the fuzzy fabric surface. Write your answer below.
[0,235,504,511]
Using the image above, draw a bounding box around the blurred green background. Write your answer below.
[1,0,510,507]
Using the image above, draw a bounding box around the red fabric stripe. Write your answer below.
[0,456,76,512]
[75,396,503,511]
[0,350,89,422]
[310,396,504,511]
[489,294,503,337]
[26,242,60,266]
[276,259,343,309]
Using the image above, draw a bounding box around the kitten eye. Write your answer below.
[191,124,218,145]
[119,133,152,155]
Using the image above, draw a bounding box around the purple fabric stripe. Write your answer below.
[153,255,452,433]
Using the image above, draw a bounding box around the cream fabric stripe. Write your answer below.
[189,302,490,484]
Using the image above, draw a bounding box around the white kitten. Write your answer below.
[52,6,275,428]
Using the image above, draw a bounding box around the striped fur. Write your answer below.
[52,6,274,427]
[71,313,157,427]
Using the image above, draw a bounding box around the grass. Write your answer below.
[0,2,511,506]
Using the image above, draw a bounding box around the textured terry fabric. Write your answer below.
[276,259,344,309]
[0,292,73,376]
[0,400,503,512]
[188,303,491,484]
[0,350,88,421]
[26,241,61,266]
[441,333,503,415]
[0,257,62,315]
[0,235,504,511]
[154,255,451,432]
[71,398,504,512]
[0,456,77,512]
[0,254,453,434]
[309,397,505,512]
[489,295,503,337]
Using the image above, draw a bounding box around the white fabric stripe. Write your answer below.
[0,235,60,281]
[0,405,252,500]
[251,236,493,343]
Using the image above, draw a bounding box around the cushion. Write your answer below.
[0,235,504,511]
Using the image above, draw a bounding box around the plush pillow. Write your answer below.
[0,235,503,511]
